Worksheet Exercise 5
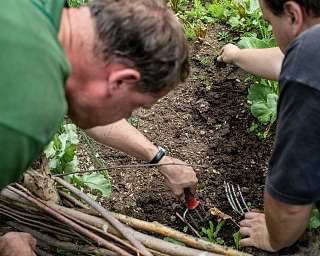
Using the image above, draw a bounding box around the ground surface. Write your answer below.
[79,25,320,255]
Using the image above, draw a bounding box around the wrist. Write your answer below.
[149,146,166,164]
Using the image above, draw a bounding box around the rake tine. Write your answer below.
[224,181,241,215]
[237,184,250,213]
[183,208,188,219]
[230,184,245,215]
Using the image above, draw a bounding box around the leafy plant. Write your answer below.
[308,208,320,231]
[238,36,276,49]
[45,123,112,198]
[201,220,225,245]
[45,123,79,174]
[170,0,188,13]
[233,230,241,250]
[247,80,278,125]
[217,31,233,43]
[69,172,112,198]
[184,22,197,41]
[67,0,88,7]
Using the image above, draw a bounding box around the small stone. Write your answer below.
[200,130,206,135]
[170,215,176,222]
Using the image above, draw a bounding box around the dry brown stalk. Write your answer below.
[53,176,153,256]
[8,185,133,256]
[49,204,222,256]
[59,190,90,209]
[111,212,251,256]
[1,188,250,256]
[7,221,117,256]
[0,207,77,241]
[58,208,140,255]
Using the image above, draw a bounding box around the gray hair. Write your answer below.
[88,0,190,92]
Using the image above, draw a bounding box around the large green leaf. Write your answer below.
[238,37,276,49]
[250,94,278,124]
[248,83,274,103]
[80,172,112,198]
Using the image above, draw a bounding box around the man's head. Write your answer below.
[259,0,320,51]
[64,0,189,128]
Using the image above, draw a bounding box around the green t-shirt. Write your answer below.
[0,0,69,189]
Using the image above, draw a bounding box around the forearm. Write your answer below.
[264,192,312,250]
[233,47,283,81]
[85,119,158,162]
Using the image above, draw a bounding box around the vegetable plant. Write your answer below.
[45,123,112,198]
[233,230,241,250]
[201,220,225,245]
[308,208,320,231]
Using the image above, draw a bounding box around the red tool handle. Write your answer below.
[184,188,200,210]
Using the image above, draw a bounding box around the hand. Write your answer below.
[157,156,198,200]
[240,211,277,252]
[217,43,240,64]
[0,232,37,256]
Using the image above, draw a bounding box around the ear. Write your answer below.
[283,1,304,36]
[107,68,140,92]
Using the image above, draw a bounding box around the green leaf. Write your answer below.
[251,98,277,125]
[183,225,189,233]
[238,37,276,49]
[308,208,320,230]
[248,83,274,102]
[80,172,112,198]
[163,237,185,246]
[213,220,225,238]
[233,230,241,250]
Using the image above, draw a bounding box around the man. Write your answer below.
[0,0,197,254]
[219,0,320,252]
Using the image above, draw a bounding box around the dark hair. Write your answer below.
[265,0,320,16]
[88,0,189,93]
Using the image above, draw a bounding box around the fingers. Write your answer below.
[240,237,255,247]
[239,219,251,227]
[217,55,223,62]
[244,211,262,219]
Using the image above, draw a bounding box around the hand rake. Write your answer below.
[224,181,249,216]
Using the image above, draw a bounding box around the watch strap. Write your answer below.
[149,146,166,164]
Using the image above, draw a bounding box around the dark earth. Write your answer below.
[79,25,320,256]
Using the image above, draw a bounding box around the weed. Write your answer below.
[308,208,320,231]
[199,56,212,67]
[169,0,188,13]
[233,230,241,250]
[217,31,233,43]
[67,0,88,7]
[194,21,207,41]
[184,22,197,41]
[201,220,225,245]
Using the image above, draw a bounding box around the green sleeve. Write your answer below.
[0,124,43,190]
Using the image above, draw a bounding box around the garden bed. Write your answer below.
[79,25,320,256]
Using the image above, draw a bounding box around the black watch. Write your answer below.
[149,146,166,164]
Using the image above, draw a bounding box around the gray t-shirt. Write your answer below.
[266,25,320,205]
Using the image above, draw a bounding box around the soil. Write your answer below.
[78,24,320,256]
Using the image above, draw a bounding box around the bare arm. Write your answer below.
[240,192,312,251]
[218,44,284,81]
[264,192,312,250]
[86,119,198,198]
[86,119,158,161]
